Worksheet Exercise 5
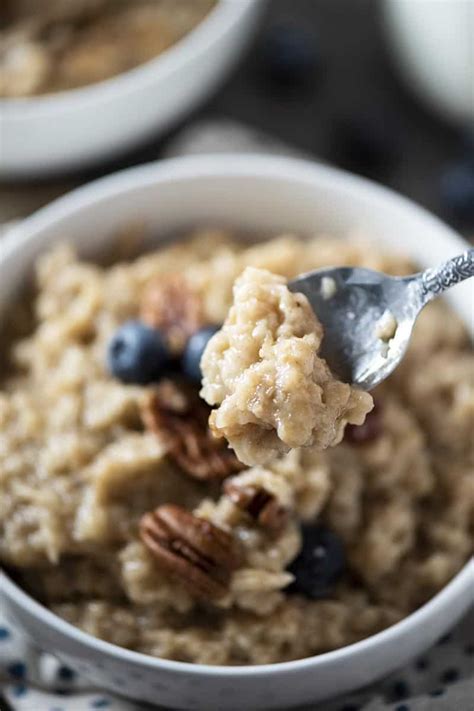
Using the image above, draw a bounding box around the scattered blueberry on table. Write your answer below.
[331,112,400,174]
[440,160,474,225]
[260,23,320,89]
[287,525,345,599]
[182,325,220,382]
[107,320,171,384]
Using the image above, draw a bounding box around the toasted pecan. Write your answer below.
[224,481,288,532]
[140,274,204,353]
[141,379,244,480]
[140,504,241,599]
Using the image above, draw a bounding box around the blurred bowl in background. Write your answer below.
[0,0,262,179]
[383,0,474,126]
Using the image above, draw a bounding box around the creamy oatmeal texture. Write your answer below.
[375,310,398,342]
[1,231,473,666]
[201,267,373,466]
[0,0,216,97]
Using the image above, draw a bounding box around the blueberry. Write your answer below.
[440,161,474,224]
[261,23,320,88]
[107,320,170,384]
[287,525,345,599]
[182,325,220,383]
[331,112,400,174]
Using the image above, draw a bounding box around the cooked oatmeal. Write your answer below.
[201,267,373,466]
[0,230,473,666]
[375,310,398,342]
[0,0,217,97]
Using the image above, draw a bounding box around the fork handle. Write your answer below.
[419,248,474,303]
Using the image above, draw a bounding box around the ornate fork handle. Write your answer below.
[420,248,474,303]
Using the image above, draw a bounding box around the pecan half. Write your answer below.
[140,504,241,599]
[140,274,204,353]
[224,481,288,532]
[141,379,244,480]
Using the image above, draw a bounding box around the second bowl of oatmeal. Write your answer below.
[0,155,473,710]
[0,0,262,177]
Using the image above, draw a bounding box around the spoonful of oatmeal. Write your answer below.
[200,250,473,467]
[289,248,474,390]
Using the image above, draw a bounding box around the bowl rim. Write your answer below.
[0,0,256,116]
[1,154,473,677]
[2,563,473,676]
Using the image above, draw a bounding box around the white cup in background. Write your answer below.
[383,0,473,126]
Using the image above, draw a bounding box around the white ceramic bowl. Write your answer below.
[383,0,474,126]
[0,155,473,710]
[0,0,261,178]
